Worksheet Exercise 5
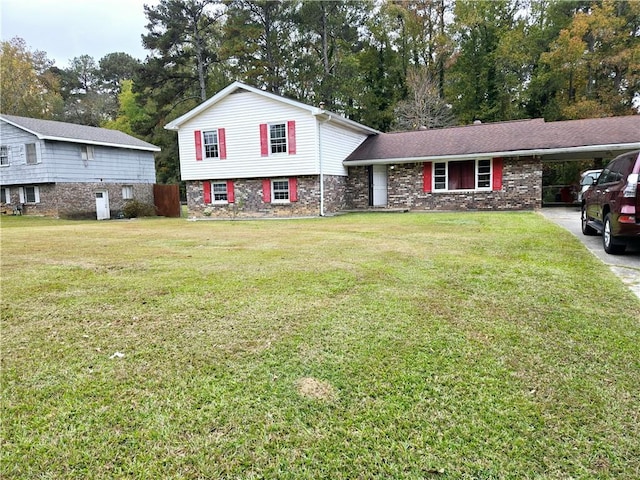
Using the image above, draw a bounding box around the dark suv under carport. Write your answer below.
[581,150,640,254]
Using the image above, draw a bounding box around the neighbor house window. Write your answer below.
[0,146,8,166]
[432,160,492,191]
[26,144,38,164]
[122,185,133,200]
[81,145,95,161]
[20,186,40,203]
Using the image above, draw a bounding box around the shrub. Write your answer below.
[122,200,156,218]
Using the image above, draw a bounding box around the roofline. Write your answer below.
[164,81,380,135]
[343,143,640,166]
[41,136,161,152]
[1,116,160,152]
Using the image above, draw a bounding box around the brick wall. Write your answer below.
[346,157,542,211]
[3,182,153,218]
[186,175,349,218]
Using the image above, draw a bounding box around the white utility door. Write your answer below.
[372,165,388,207]
[95,191,110,220]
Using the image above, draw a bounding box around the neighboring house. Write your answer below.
[167,82,640,218]
[165,81,379,217]
[0,115,160,219]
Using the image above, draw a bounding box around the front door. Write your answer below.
[95,191,110,220]
[372,165,388,207]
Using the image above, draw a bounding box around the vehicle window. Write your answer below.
[615,156,635,177]
[597,167,613,184]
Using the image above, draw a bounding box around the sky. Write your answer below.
[1,0,161,67]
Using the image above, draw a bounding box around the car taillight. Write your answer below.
[623,173,638,198]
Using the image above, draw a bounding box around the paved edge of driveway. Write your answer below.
[539,208,640,300]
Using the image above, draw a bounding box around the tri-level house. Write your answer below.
[165,81,379,217]
[0,115,160,219]
[167,81,640,218]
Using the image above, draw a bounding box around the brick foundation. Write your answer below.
[186,175,349,218]
[2,182,154,219]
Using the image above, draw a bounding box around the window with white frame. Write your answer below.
[1,187,9,203]
[81,145,95,161]
[270,124,287,154]
[0,146,8,166]
[26,143,38,164]
[212,181,228,202]
[433,159,492,191]
[203,131,219,158]
[272,179,289,202]
[20,186,40,203]
[122,185,133,200]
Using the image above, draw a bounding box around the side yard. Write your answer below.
[1,213,639,479]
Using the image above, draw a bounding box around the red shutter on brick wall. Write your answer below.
[219,128,227,159]
[289,177,298,202]
[195,131,203,161]
[423,162,432,192]
[260,124,269,157]
[492,158,503,191]
[262,179,271,203]
[287,121,296,155]
[203,181,211,203]
[226,180,235,203]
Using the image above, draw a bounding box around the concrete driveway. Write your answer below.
[540,207,640,299]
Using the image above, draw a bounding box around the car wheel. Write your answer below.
[581,205,597,235]
[603,213,626,254]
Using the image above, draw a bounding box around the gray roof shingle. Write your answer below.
[0,114,160,152]
[345,116,640,163]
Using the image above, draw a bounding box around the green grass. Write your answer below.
[1,212,639,479]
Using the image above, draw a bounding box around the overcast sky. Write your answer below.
[1,0,161,67]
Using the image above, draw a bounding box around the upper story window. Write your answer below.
[26,143,38,165]
[0,146,8,166]
[195,129,226,160]
[260,121,296,157]
[81,145,95,161]
[270,124,287,154]
[203,131,219,158]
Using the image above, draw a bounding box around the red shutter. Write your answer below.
[262,179,271,203]
[289,177,298,202]
[492,158,503,191]
[203,181,211,203]
[195,130,203,161]
[260,124,269,157]
[287,121,296,155]
[218,128,227,159]
[226,180,235,203]
[423,162,432,192]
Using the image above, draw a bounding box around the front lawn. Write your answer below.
[1,212,639,479]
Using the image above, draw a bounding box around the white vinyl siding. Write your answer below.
[178,91,316,180]
[317,122,369,177]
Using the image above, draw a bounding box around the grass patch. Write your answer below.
[1,212,639,479]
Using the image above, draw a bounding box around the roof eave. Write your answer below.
[344,143,640,166]
[42,135,161,152]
